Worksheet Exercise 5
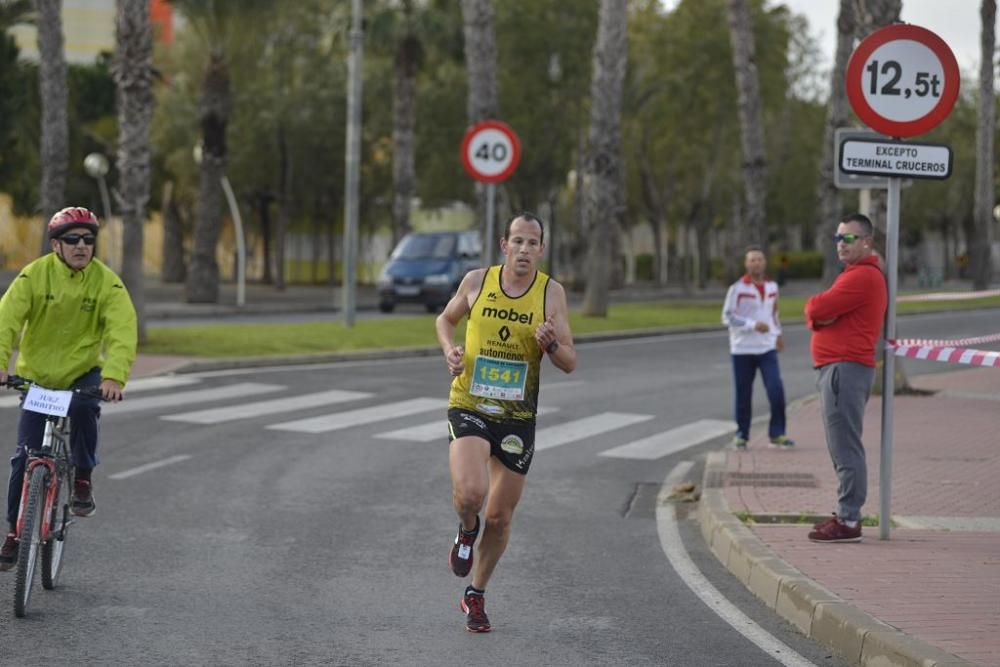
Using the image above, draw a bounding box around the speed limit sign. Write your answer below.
[846,24,959,137]
[460,120,521,183]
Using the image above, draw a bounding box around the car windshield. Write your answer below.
[392,234,456,260]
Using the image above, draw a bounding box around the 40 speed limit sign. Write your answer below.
[460,120,521,183]
[846,24,959,137]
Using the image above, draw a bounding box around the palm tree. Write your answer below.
[166,0,270,303]
[814,0,856,286]
[580,0,627,317]
[34,0,67,254]
[460,0,499,256]
[726,0,768,252]
[0,0,33,29]
[113,0,154,341]
[391,1,422,247]
[971,0,995,289]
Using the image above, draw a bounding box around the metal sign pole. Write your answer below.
[879,175,901,540]
[485,182,496,267]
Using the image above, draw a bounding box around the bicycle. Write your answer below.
[3,375,102,618]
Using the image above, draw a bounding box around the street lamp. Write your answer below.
[83,152,117,271]
[193,143,246,308]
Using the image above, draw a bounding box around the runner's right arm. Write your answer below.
[435,269,486,376]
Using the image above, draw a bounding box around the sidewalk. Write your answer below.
[700,367,1000,667]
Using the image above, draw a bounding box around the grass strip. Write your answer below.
[140,295,1000,358]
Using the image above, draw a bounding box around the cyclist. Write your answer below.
[0,207,137,570]
[436,212,577,632]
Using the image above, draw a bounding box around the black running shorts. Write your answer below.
[447,408,536,475]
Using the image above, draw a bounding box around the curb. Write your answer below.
[698,451,975,667]
[143,325,724,376]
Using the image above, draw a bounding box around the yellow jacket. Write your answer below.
[0,253,137,388]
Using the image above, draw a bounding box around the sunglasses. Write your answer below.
[833,233,866,244]
[59,233,97,246]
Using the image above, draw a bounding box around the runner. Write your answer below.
[435,212,576,632]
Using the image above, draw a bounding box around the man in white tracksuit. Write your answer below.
[721,246,794,450]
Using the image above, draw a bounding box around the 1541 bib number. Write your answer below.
[470,356,528,401]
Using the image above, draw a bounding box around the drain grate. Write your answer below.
[726,472,818,488]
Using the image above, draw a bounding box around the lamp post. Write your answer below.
[83,152,116,271]
[194,143,246,307]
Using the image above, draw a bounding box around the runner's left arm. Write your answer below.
[538,280,576,374]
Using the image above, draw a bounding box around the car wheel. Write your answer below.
[379,301,395,313]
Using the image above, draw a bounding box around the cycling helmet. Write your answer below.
[47,206,100,239]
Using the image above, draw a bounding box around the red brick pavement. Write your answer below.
[723,367,1000,667]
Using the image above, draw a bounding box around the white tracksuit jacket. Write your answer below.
[721,275,782,355]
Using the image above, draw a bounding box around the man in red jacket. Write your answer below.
[804,213,887,543]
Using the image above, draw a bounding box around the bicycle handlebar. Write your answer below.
[2,375,105,400]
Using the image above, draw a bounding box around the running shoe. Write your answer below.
[0,532,17,571]
[460,588,491,633]
[448,516,479,577]
[808,515,862,543]
[730,436,748,451]
[72,480,96,517]
[768,435,796,449]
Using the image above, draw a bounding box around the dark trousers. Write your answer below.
[731,350,786,440]
[6,368,102,528]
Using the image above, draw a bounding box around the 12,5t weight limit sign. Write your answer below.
[846,24,959,138]
[460,120,521,183]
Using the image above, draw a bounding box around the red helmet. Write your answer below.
[48,206,100,239]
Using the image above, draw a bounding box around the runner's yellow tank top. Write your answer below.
[449,265,550,421]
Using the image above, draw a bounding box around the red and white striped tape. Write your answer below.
[888,342,1000,368]
[891,331,1000,348]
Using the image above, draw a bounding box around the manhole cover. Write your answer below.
[726,472,818,488]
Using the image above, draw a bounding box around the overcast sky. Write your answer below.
[778,0,987,75]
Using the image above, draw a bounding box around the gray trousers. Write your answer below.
[816,362,875,522]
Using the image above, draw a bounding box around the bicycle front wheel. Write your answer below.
[41,470,71,590]
[14,466,48,617]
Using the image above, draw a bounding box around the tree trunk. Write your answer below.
[971,0,996,289]
[815,0,856,286]
[460,0,499,252]
[35,0,67,254]
[256,191,273,284]
[113,0,153,342]
[392,26,420,247]
[273,124,291,291]
[160,182,186,283]
[185,50,230,303]
[581,0,627,316]
[726,0,768,253]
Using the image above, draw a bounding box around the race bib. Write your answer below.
[23,385,73,417]
[470,356,528,401]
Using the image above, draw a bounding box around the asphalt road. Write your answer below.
[0,308,994,665]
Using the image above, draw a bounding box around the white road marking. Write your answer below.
[598,419,732,460]
[374,406,559,442]
[102,383,285,415]
[267,397,447,434]
[0,375,204,408]
[109,454,193,480]
[535,412,653,451]
[657,462,815,667]
[161,389,372,424]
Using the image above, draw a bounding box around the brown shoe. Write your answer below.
[0,532,17,571]
[808,516,861,543]
[72,480,97,517]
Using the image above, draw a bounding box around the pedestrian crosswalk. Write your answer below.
[0,377,733,462]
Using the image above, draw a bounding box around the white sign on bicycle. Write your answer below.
[24,386,72,417]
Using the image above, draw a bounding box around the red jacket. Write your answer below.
[804,255,887,368]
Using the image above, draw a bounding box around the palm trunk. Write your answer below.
[392,30,420,247]
[160,181,186,282]
[971,0,996,289]
[726,0,768,252]
[185,50,230,303]
[35,0,68,253]
[815,0,856,286]
[581,0,627,317]
[460,0,499,253]
[114,0,154,341]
